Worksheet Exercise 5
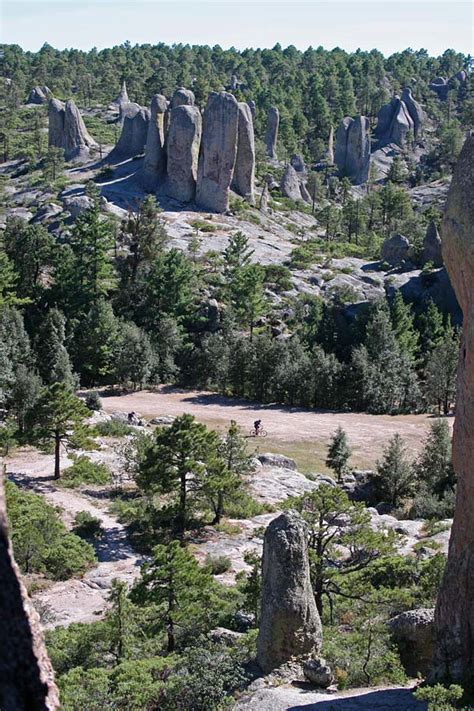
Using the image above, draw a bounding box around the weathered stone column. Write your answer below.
[433,133,474,681]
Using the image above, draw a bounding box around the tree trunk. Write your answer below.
[54,433,61,480]
[177,472,187,538]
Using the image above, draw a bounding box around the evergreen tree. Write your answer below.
[390,292,419,362]
[35,308,76,387]
[119,196,168,284]
[418,300,445,357]
[115,322,158,389]
[9,364,42,433]
[43,146,65,184]
[30,383,93,479]
[424,325,460,415]
[415,419,455,496]
[375,433,414,508]
[326,426,352,482]
[2,218,54,300]
[230,263,266,339]
[72,299,120,385]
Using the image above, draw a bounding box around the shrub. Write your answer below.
[72,511,104,540]
[190,219,217,233]
[95,419,134,437]
[205,554,232,575]
[84,391,102,411]
[224,493,273,519]
[413,683,463,710]
[62,455,111,487]
[263,264,293,291]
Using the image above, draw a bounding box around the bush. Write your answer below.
[224,492,273,519]
[413,683,463,710]
[190,219,216,233]
[84,391,102,411]
[409,488,455,520]
[205,554,232,575]
[95,419,134,437]
[62,455,111,487]
[6,482,96,580]
[72,511,104,540]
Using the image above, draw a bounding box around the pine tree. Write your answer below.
[35,308,76,388]
[415,419,455,496]
[115,321,158,389]
[326,426,352,482]
[424,325,460,415]
[230,263,266,339]
[390,292,419,362]
[43,146,65,184]
[3,218,54,300]
[375,433,414,508]
[418,300,445,358]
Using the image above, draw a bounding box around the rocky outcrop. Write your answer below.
[389,608,434,677]
[401,88,424,139]
[375,96,414,147]
[335,116,370,184]
[257,453,297,470]
[196,91,239,212]
[280,164,303,201]
[247,99,256,123]
[327,126,334,164]
[109,80,129,111]
[422,221,443,267]
[48,98,97,161]
[381,233,411,266]
[170,87,195,108]
[433,133,474,682]
[256,511,322,672]
[26,85,51,105]
[109,103,150,161]
[166,105,202,202]
[231,102,255,203]
[0,474,60,709]
[430,70,467,101]
[141,94,168,191]
[291,154,305,173]
[265,106,279,159]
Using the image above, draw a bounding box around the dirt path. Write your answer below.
[5,449,143,628]
[101,387,446,472]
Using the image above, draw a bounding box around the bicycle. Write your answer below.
[249,426,268,437]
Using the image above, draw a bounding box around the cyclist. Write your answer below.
[254,419,262,436]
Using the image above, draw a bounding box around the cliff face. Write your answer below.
[0,474,59,710]
[434,133,474,681]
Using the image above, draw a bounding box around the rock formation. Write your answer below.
[327,126,334,164]
[26,85,51,105]
[433,133,474,681]
[374,96,414,147]
[335,116,370,184]
[422,221,443,267]
[0,473,60,709]
[48,98,97,161]
[265,106,279,159]
[430,70,467,101]
[166,105,202,202]
[389,608,434,677]
[401,88,424,140]
[290,154,305,173]
[141,94,168,191]
[381,233,411,266]
[231,102,255,204]
[280,164,304,201]
[247,99,256,123]
[170,87,195,108]
[256,510,322,673]
[109,102,150,161]
[196,91,239,213]
[109,80,129,111]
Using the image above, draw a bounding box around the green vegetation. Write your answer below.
[61,455,111,488]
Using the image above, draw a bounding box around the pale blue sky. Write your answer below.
[2,0,473,56]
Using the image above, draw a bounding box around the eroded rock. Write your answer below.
[265,106,279,159]
[48,98,97,161]
[335,116,370,184]
[422,221,443,267]
[231,102,255,204]
[166,104,202,202]
[141,93,168,191]
[109,103,150,160]
[389,608,434,677]
[381,233,411,266]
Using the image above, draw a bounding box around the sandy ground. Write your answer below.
[101,386,446,471]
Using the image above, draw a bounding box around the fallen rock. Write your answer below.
[149,415,175,426]
[389,608,434,677]
[63,194,93,217]
[381,233,411,266]
[166,104,202,202]
[257,510,322,672]
[303,657,334,687]
[210,627,244,646]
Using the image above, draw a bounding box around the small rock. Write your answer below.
[257,453,297,470]
[303,657,334,687]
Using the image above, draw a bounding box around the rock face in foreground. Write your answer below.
[0,475,60,709]
[48,98,97,161]
[196,91,239,212]
[335,116,370,184]
[231,102,255,204]
[433,134,474,681]
[141,94,168,191]
[166,105,202,202]
[265,106,279,159]
[257,511,322,673]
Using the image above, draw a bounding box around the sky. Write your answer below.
[1,0,473,56]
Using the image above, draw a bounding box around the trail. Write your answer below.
[6,449,143,628]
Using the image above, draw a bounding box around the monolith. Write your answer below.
[375,96,415,147]
[231,102,255,203]
[257,511,323,673]
[335,115,370,184]
[141,94,168,191]
[109,80,129,110]
[26,85,51,105]
[166,105,202,203]
[170,87,195,109]
[109,102,150,160]
[247,99,256,123]
[48,98,97,161]
[401,88,424,139]
[265,106,279,159]
[280,164,303,201]
[48,98,65,149]
[422,221,443,267]
[433,134,474,681]
[196,91,239,212]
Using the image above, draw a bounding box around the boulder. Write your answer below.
[48,98,97,162]
[375,96,414,148]
[196,91,239,213]
[109,103,150,160]
[231,102,255,204]
[170,87,195,108]
[422,221,443,267]
[303,658,334,687]
[31,202,63,224]
[381,233,411,266]
[63,194,93,217]
[401,88,424,139]
[257,511,323,672]
[290,154,306,173]
[166,104,202,202]
[433,133,474,681]
[265,106,279,159]
[335,116,370,184]
[109,80,129,111]
[141,93,168,191]
[430,76,449,101]
[26,85,51,105]
[149,415,175,426]
[210,627,244,646]
[280,164,302,201]
[234,610,256,632]
[389,608,434,677]
[257,453,297,470]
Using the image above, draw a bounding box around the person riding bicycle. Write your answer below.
[254,419,262,435]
